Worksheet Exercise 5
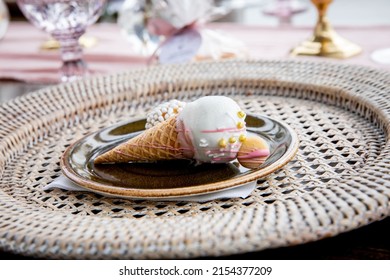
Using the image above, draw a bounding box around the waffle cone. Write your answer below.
[94,116,184,164]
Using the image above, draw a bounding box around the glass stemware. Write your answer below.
[17,0,107,82]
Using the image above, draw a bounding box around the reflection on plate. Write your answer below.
[60,115,299,199]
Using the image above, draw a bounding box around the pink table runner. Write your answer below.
[0,22,389,83]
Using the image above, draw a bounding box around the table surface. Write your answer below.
[1,22,390,83]
[1,4,390,258]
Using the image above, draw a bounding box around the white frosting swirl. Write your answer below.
[177,96,247,163]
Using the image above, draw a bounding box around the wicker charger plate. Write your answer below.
[0,60,389,259]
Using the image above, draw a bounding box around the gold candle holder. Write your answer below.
[291,0,361,59]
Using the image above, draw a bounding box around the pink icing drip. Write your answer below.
[202,148,240,153]
[176,118,195,158]
[211,155,237,162]
[200,127,245,133]
[237,149,270,159]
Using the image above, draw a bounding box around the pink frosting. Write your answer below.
[176,118,243,163]
[176,118,195,159]
[201,127,245,133]
[237,149,270,159]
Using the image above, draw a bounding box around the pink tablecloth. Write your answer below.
[0,22,389,83]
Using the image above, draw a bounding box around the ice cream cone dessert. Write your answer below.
[94,96,270,169]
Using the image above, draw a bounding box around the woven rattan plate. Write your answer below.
[60,115,298,199]
[1,60,390,259]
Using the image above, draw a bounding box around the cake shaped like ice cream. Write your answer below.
[176,96,246,163]
[94,96,270,168]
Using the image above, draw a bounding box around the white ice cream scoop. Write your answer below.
[176,96,247,163]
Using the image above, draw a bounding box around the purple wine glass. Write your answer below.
[17,0,106,82]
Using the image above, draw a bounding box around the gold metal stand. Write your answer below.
[291,0,361,59]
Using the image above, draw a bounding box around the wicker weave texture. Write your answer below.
[0,60,389,259]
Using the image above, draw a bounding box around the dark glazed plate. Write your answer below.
[60,115,299,199]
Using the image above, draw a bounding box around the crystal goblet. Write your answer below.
[17,0,106,82]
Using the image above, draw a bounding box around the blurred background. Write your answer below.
[1,0,390,101]
[4,0,390,26]
[220,0,390,26]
